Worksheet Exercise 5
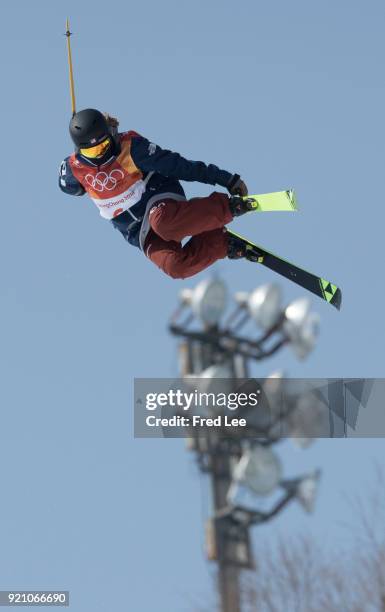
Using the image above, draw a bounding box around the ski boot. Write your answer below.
[228,195,257,217]
[226,231,262,262]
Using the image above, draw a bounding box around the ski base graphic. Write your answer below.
[227,229,342,310]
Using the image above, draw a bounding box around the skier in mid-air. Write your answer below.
[59,109,256,279]
[58,22,341,308]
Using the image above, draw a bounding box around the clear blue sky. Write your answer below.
[1,0,384,610]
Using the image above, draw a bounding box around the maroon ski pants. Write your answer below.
[144,192,233,279]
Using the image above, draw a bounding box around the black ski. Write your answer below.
[227,229,342,310]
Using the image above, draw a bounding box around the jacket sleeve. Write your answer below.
[58,158,86,196]
[130,136,234,188]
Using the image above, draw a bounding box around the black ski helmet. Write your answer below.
[69,108,110,149]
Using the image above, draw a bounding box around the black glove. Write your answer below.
[227,174,248,197]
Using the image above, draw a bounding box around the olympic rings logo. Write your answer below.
[85,169,124,192]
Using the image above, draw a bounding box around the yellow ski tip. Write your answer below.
[243,189,299,212]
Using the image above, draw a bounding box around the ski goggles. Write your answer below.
[80,137,111,159]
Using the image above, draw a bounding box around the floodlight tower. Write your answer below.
[169,277,321,612]
[176,278,244,612]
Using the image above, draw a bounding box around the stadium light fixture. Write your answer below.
[281,469,321,513]
[230,445,283,497]
[288,391,330,448]
[246,284,282,331]
[283,298,320,359]
[295,469,321,513]
[183,363,234,409]
[180,278,227,326]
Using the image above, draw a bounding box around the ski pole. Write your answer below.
[65,18,76,116]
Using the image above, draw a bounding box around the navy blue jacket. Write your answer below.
[59,133,234,248]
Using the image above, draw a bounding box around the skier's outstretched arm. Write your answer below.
[130,136,244,192]
[58,158,86,196]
